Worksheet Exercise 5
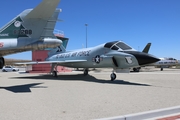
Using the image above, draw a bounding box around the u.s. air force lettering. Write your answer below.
[55,50,91,59]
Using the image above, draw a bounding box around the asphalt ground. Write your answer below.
[0,68,180,120]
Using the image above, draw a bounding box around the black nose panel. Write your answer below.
[124,51,160,65]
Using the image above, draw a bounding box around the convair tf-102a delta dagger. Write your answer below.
[0,0,62,69]
[17,41,160,81]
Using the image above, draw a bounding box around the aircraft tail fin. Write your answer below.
[25,0,60,19]
[48,36,69,56]
[40,9,61,38]
[59,37,69,49]
[0,13,29,39]
[48,45,66,57]
[0,0,61,39]
[142,43,151,53]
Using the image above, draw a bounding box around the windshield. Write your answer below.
[104,41,132,50]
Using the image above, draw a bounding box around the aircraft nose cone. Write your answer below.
[124,51,160,65]
[135,54,160,65]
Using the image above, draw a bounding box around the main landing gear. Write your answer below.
[84,68,89,76]
[50,65,117,81]
[133,67,141,72]
[160,66,164,71]
[51,64,58,77]
[52,71,57,77]
[83,68,117,81]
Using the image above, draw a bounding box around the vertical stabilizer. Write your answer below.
[25,0,60,19]
[0,0,61,40]
[48,44,66,57]
[142,43,151,53]
[40,9,61,38]
[48,36,69,56]
[0,14,30,39]
[57,36,69,49]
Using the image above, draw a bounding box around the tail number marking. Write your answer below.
[14,30,32,35]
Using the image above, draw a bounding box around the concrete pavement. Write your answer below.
[0,68,180,120]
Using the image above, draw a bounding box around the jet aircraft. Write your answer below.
[0,0,61,69]
[127,42,179,71]
[17,41,159,81]
[151,57,180,71]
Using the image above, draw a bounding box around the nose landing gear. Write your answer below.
[110,72,116,81]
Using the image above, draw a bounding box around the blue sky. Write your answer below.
[1,0,180,60]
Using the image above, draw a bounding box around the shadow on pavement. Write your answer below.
[0,83,46,93]
[10,74,150,87]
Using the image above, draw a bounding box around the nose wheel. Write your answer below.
[110,73,116,81]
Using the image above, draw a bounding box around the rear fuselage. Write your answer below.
[0,38,61,56]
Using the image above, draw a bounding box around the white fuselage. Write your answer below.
[0,38,62,56]
[46,45,140,69]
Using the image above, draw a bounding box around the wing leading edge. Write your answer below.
[16,60,87,65]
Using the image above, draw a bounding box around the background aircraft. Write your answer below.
[0,0,61,69]
[17,41,159,81]
[151,57,180,71]
[129,43,179,71]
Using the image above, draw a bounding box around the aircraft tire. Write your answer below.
[110,73,116,81]
[133,68,140,72]
[0,57,4,69]
[52,71,57,77]
[84,69,88,76]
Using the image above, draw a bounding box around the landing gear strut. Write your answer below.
[51,64,58,77]
[52,71,57,77]
[133,67,140,72]
[110,72,116,81]
[0,57,4,69]
[84,68,88,76]
[160,67,163,71]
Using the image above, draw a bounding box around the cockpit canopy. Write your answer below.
[104,41,135,51]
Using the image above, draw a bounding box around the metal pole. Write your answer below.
[85,23,88,48]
